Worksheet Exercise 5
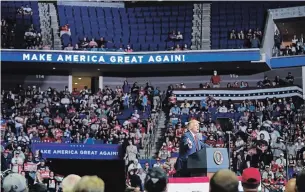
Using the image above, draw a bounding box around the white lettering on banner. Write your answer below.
[109,56,144,63]
[40,150,52,154]
[57,55,105,63]
[23,54,52,61]
[22,53,186,63]
[80,150,98,155]
[148,55,185,63]
[99,151,119,156]
[52,150,78,155]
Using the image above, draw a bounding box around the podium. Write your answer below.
[186,148,229,177]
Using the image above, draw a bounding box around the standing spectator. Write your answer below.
[89,38,98,48]
[125,139,138,165]
[251,34,260,48]
[144,167,168,192]
[44,171,57,192]
[274,30,282,56]
[241,168,261,192]
[61,174,81,192]
[286,72,294,85]
[176,31,183,40]
[210,70,221,88]
[125,45,133,52]
[2,173,28,192]
[60,24,71,37]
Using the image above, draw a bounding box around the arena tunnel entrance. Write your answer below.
[47,159,126,192]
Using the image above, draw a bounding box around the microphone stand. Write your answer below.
[226,131,232,170]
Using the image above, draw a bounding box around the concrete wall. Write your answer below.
[1,75,69,91]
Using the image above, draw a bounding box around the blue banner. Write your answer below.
[31,143,122,160]
[270,56,305,68]
[1,49,261,64]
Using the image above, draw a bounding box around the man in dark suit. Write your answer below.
[175,119,210,177]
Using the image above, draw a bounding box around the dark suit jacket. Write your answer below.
[175,131,210,171]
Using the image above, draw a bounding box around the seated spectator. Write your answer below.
[117,45,125,52]
[169,30,177,40]
[17,6,24,14]
[89,38,98,48]
[79,37,89,49]
[174,44,181,51]
[60,24,71,37]
[91,45,98,51]
[238,30,245,40]
[23,5,33,15]
[125,45,133,52]
[246,29,253,39]
[292,35,298,45]
[183,44,189,50]
[99,44,106,51]
[230,29,237,39]
[251,34,260,48]
[97,37,111,48]
[262,76,271,87]
[64,43,74,51]
[240,81,248,88]
[176,31,183,40]
[24,29,36,49]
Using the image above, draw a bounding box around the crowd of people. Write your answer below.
[1,18,45,50]
[0,81,162,191]
[1,19,17,49]
[274,32,305,57]
[152,75,305,191]
[229,28,263,48]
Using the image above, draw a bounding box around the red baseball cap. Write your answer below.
[242,168,261,185]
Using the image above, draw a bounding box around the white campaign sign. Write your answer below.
[168,178,262,192]
[167,183,209,192]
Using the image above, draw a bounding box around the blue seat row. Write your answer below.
[58,4,194,51]
[210,1,305,49]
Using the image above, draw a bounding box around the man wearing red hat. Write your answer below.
[241,167,261,192]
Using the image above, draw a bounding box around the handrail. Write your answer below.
[199,3,204,48]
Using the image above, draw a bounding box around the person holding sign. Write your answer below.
[175,119,210,177]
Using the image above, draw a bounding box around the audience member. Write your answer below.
[61,174,81,192]
[73,175,105,192]
[241,168,261,192]
[144,167,168,192]
[2,173,28,192]
[210,169,239,192]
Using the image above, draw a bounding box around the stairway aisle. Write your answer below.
[38,3,52,46]
[48,3,62,50]
[191,3,211,50]
[149,111,167,158]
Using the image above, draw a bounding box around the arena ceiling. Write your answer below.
[1,61,270,77]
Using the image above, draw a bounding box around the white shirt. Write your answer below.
[218,106,228,113]
[128,163,142,172]
[11,157,24,173]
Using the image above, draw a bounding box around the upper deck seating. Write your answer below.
[58,4,193,51]
[211,2,304,49]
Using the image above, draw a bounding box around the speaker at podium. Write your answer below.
[186,148,229,177]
